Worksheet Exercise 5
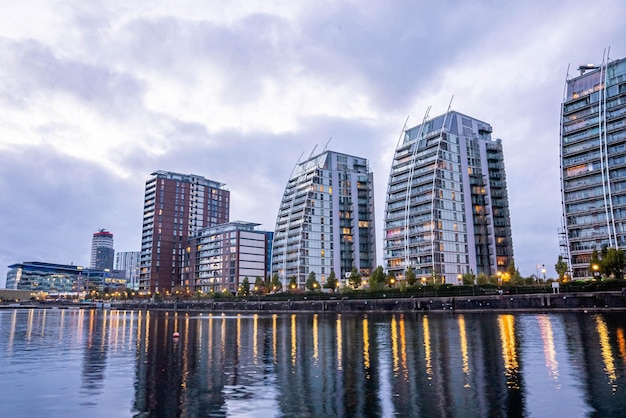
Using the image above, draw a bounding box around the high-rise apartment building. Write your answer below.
[115,251,140,290]
[384,110,513,284]
[272,150,376,289]
[560,56,626,278]
[90,229,114,270]
[185,221,269,294]
[139,171,229,294]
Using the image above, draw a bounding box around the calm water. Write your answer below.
[1,309,626,417]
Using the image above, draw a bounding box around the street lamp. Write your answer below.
[541,264,546,281]
[592,264,600,281]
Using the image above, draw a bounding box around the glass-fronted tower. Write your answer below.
[560,56,626,278]
[272,150,376,289]
[384,110,513,284]
[115,251,140,290]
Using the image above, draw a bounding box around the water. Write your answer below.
[1,309,625,417]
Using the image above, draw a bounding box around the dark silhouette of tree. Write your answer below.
[348,267,361,289]
[271,273,282,292]
[240,277,250,296]
[305,271,320,291]
[602,247,625,280]
[555,256,569,281]
[254,276,265,294]
[370,266,385,289]
[405,267,416,286]
[288,276,298,291]
[324,269,338,292]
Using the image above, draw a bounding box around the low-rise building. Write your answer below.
[185,221,269,294]
[5,261,126,297]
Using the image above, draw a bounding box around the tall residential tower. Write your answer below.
[272,150,376,289]
[384,110,514,284]
[139,171,229,294]
[115,251,140,290]
[90,229,114,270]
[560,56,626,278]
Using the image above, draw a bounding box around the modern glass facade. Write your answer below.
[384,110,513,284]
[5,261,126,295]
[272,150,376,289]
[560,57,626,278]
[115,251,140,290]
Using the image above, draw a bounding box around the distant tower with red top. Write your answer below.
[91,229,114,270]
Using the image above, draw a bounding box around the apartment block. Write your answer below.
[560,57,626,278]
[272,150,376,289]
[139,171,229,294]
[384,110,513,284]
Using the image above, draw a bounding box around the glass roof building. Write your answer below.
[560,56,626,278]
[384,110,513,284]
[271,150,376,290]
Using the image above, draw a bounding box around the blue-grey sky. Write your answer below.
[1,0,625,286]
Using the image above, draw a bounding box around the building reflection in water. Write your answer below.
[4,310,626,417]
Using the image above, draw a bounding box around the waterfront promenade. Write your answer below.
[4,290,626,313]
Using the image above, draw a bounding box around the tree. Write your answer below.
[387,271,397,288]
[240,277,250,296]
[462,272,476,285]
[602,247,626,280]
[348,267,362,289]
[477,273,490,285]
[288,276,298,291]
[405,267,417,286]
[324,269,338,292]
[370,266,385,289]
[254,276,265,294]
[555,256,569,281]
[506,260,522,283]
[590,248,602,280]
[271,273,282,292]
[305,271,320,291]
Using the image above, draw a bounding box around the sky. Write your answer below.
[1,0,625,287]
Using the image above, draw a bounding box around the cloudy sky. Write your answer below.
[1,0,625,286]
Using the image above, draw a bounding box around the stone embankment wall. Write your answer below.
[117,291,626,313]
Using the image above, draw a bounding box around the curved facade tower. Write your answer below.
[384,110,513,284]
[272,150,376,289]
[560,56,626,278]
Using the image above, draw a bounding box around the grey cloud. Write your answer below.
[0,145,143,283]
[0,38,146,117]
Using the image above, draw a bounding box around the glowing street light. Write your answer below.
[592,264,600,280]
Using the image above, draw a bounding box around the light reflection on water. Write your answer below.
[1,309,626,417]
